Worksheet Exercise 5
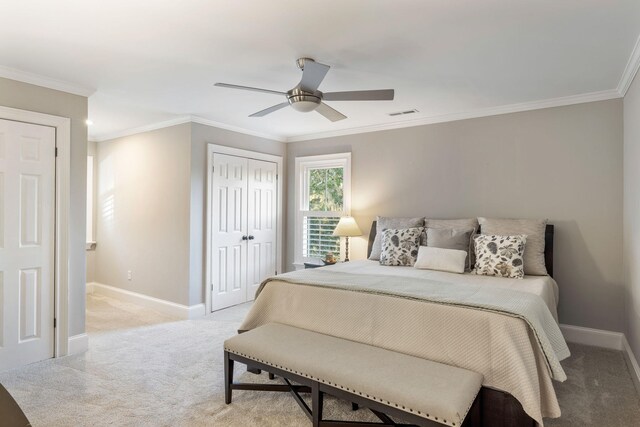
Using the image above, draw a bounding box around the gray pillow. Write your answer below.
[368,216,425,260]
[425,218,479,268]
[426,227,475,271]
[477,217,548,276]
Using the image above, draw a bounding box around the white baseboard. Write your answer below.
[623,336,640,394]
[185,303,206,319]
[561,323,640,392]
[87,282,205,320]
[67,333,88,355]
[86,281,95,294]
[560,324,624,350]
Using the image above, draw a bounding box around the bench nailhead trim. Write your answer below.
[225,348,462,427]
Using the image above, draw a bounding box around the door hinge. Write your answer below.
[275,270,278,275]
[55,147,58,157]
[212,166,215,173]
[54,318,57,328]
[276,174,279,180]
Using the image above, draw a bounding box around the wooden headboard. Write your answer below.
[367,221,555,277]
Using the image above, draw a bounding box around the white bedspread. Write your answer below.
[239,260,568,425]
[327,261,560,320]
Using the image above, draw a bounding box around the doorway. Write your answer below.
[0,118,56,371]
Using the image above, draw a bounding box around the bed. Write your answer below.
[239,222,569,426]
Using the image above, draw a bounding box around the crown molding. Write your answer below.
[618,34,640,97]
[89,90,622,142]
[0,65,95,97]
[91,116,192,142]
[91,89,622,144]
[189,116,285,141]
[285,89,621,142]
[91,115,285,143]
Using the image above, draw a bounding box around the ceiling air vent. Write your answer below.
[388,109,419,117]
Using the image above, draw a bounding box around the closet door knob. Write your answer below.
[242,235,248,241]
[248,235,255,240]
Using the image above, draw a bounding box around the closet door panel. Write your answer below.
[246,159,278,299]
[210,154,248,311]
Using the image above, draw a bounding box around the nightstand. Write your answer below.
[303,262,324,269]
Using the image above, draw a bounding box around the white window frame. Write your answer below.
[86,155,94,244]
[294,153,351,268]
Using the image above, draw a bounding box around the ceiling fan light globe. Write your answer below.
[288,95,321,112]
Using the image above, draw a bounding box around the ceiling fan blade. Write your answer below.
[315,103,347,122]
[215,83,285,96]
[299,60,330,92]
[323,89,395,101]
[249,102,290,117]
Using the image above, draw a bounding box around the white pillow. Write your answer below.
[414,246,467,274]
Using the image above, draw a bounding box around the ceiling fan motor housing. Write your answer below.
[287,87,322,112]
[215,56,393,121]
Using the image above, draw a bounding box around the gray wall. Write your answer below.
[95,124,192,305]
[624,73,640,358]
[0,77,88,336]
[93,122,286,307]
[188,123,286,305]
[287,99,624,332]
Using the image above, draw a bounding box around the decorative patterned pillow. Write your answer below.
[380,227,423,266]
[368,217,425,260]
[478,217,548,276]
[473,234,527,279]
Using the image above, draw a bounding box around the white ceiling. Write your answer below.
[1,0,639,142]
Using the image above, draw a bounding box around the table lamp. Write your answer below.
[332,216,362,262]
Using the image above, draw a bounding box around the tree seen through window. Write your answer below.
[308,167,343,211]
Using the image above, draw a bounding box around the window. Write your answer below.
[295,153,351,265]
[86,155,94,244]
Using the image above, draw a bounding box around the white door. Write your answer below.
[0,119,56,371]
[210,154,248,311]
[209,152,279,311]
[246,159,278,299]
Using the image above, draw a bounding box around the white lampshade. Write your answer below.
[332,216,362,237]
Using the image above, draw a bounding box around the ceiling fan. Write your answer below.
[215,58,395,122]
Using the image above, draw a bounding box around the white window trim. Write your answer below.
[294,153,351,268]
[86,155,95,246]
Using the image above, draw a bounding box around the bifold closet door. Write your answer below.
[0,118,56,371]
[246,159,278,299]
[210,153,248,311]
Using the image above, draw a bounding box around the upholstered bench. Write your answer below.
[224,323,483,427]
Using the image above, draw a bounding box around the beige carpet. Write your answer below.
[86,293,179,333]
[0,294,639,426]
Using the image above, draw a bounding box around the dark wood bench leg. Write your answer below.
[224,351,234,404]
[269,372,276,380]
[312,381,324,427]
[352,402,359,411]
[462,392,481,427]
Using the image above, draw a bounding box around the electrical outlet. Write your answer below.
[127,270,132,281]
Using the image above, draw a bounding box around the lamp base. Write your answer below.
[344,237,350,262]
